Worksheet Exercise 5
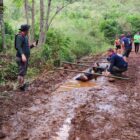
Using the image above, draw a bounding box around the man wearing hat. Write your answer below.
[15,24,37,91]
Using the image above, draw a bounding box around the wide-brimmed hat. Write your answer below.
[19,24,30,31]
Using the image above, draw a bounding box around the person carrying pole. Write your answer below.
[105,48,128,78]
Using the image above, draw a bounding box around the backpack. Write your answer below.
[14,33,25,50]
[123,37,130,48]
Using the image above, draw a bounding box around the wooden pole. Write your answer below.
[55,68,130,80]
[77,61,109,63]
[62,61,109,69]
[62,61,91,67]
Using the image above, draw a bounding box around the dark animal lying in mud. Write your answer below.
[76,63,108,82]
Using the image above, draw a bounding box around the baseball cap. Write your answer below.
[19,24,30,31]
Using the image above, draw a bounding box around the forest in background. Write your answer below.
[0,0,140,84]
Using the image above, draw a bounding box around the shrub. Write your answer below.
[5,22,14,35]
[72,40,92,59]
[4,62,18,81]
[44,29,75,62]
[100,19,122,44]
[127,15,140,34]
[0,61,18,84]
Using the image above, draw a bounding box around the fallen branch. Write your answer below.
[77,61,109,63]
[55,68,130,80]
[62,61,109,69]
[62,61,91,67]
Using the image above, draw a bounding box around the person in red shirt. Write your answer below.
[114,35,121,50]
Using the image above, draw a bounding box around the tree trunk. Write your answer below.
[31,0,35,42]
[24,0,29,24]
[38,0,45,46]
[0,0,6,49]
[38,0,74,46]
[42,0,52,45]
[0,19,6,50]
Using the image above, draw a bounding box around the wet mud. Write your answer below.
[68,52,140,140]
[0,53,140,140]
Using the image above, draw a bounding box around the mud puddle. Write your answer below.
[1,71,116,140]
[57,80,97,92]
[1,75,102,140]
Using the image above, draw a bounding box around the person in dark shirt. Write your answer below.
[121,34,132,62]
[16,24,37,91]
[127,32,133,47]
[106,48,128,76]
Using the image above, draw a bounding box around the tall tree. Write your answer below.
[31,0,35,42]
[42,0,52,44]
[24,0,29,24]
[38,0,45,46]
[0,0,6,49]
[38,0,77,46]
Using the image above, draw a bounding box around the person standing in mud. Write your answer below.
[134,32,140,54]
[15,24,37,91]
[121,34,132,62]
[127,32,133,47]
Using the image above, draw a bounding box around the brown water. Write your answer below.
[57,80,97,92]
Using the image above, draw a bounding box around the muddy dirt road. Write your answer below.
[0,53,140,140]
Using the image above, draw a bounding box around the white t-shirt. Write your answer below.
[117,53,123,57]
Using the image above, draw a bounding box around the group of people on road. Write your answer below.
[15,23,140,90]
[105,32,140,79]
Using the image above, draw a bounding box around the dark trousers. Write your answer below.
[16,57,28,77]
[134,43,140,53]
[123,48,132,58]
[110,66,127,76]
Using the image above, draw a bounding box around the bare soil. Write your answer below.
[0,52,139,140]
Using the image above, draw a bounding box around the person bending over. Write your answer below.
[106,48,128,76]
